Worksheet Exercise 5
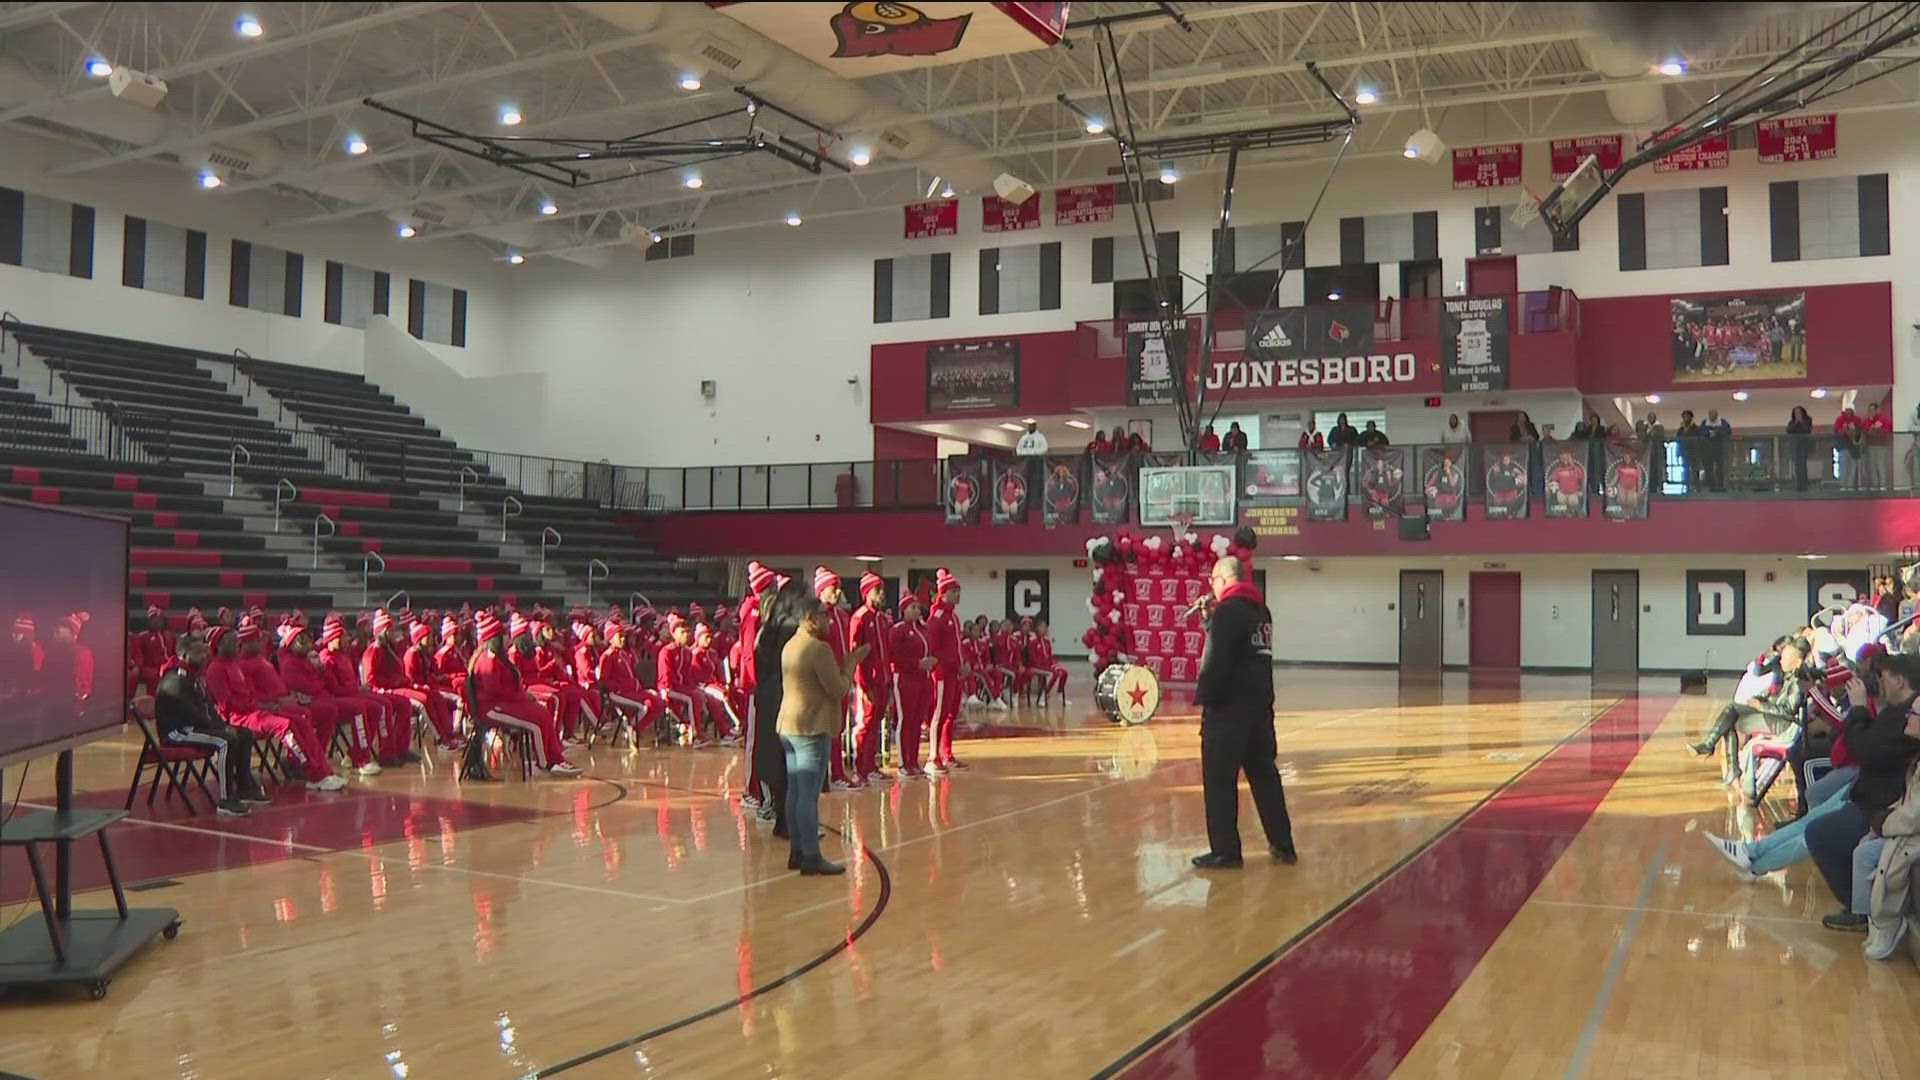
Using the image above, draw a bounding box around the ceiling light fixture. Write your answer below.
[236,16,264,38]
[1281,554,1305,562]
[850,149,871,167]
[854,554,883,562]
[538,199,558,215]
[396,223,416,238]
[998,422,1026,432]
[1326,290,1342,301]
[1158,166,1178,185]
[85,58,114,78]
[1403,127,1446,163]
[1644,393,1661,404]
[1810,387,1829,399]
[346,135,369,155]
[1732,390,1750,401]
[499,107,522,126]
[940,184,956,198]
[684,175,704,189]
[1658,58,1686,76]
[1354,87,1378,105]
[1085,118,1106,134]
[1065,419,1092,430]
[507,252,526,264]
[679,74,703,91]
[785,213,803,227]
[198,171,223,189]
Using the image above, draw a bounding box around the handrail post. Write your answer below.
[362,552,386,608]
[228,443,252,495]
[273,478,299,531]
[458,465,479,512]
[312,512,337,569]
[629,591,651,620]
[587,558,610,608]
[501,495,523,542]
[540,526,562,574]
[384,590,410,614]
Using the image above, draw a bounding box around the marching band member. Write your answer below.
[278,623,376,773]
[888,586,936,778]
[814,567,858,789]
[1030,618,1069,704]
[598,620,664,740]
[319,614,411,772]
[926,569,970,772]
[692,622,742,741]
[203,626,341,789]
[737,561,777,812]
[468,610,579,777]
[848,570,895,783]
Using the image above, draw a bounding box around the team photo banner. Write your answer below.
[1670,291,1806,385]
[1483,443,1530,520]
[1240,450,1302,504]
[1421,446,1467,521]
[1304,448,1350,521]
[926,338,1020,413]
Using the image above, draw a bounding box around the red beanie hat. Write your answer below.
[509,612,530,639]
[814,566,841,598]
[186,608,208,631]
[145,605,164,620]
[476,610,504,645]
[860,570,884,598]
[747,561,776,595]
[320,617,345,649]
[64,611,90,638]
[936,568,959,595]
[440,614,460,640]
[234,616,262,643]
[277,623,304,649]
[409,620,432,645]
[371,610,394,637]
[205,625,231,651]
[667,613,687,632]
[12,613,33,635]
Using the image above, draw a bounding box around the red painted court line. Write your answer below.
[1115,696,1668,1080]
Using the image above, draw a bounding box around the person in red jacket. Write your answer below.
[889,587,937,778]
[656,614,715,745]
[1197,424,1221,454]
[468,610,578,776]
[278,623,375,772]
[203,626,338,789]
[131,605,174,696]
[532,619,598,740]
[505,612,566,729]
[237,617,343,775]
[691,623,741,741]
[318,615,410,773]
[848,570,895,783]
[402,618,464,748]
[363,610,456,751]
[736,561,778,811]
[1030,618,1069,704]
[987,619,1020,710]
[814,566,858,789]
[433,613,468,699]
[926,568,969,772]
[597,620,664,743]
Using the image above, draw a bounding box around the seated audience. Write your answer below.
[153,638,271,815]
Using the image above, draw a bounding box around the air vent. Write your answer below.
[205,148,257,174]
[412,205,450,225]
[880,129,913,151]
[696,36,746,72]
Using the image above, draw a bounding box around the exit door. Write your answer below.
[1591,570,1640,680]
[1469,572,1522,668]
[1399,570,1444,672]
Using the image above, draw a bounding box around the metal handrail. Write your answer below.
[629,591,652,618]
[539,526,562,574]
[500,495,523,541]
[273,478,299,531]
[0,311,16,366]
[457,465,479,511]
[383,590,410,613]
[313,512,336,568]
[362,551,386,608]
[228,443,252,495]
[587,558,610,608]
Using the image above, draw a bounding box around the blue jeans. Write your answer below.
[1807,799,1873,905]
[1853,835,1886,914]
[1748,779,1854,875]
[781,732,829,865]
[1804,765,1858,811]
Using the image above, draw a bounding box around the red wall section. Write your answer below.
[873,427,938,459]
[1578,281,1892,394]
[872,330,1088,424]
[635,497,1920,559]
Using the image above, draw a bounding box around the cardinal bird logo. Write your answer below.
[830,2,972,59]
[1326,319,1352,343]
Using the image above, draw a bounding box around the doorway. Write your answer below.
[1591,570,1640,680]
[1468,410,1523,443]
[1399,570,1444,672]
[1399,258,1444,299]
[1465,254,1517,296]
[1469,572,1522,668]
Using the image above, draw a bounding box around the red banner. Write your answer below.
[1757,113,1837,163]
[982,193,1041,233]
[1054,183,1115,226]
[1451,144,1522,189]
[1653,133,1729,172]
[904,199,958,239]
[1550,134,1623,180]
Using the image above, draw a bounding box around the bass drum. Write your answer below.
[1094,663,1161,725]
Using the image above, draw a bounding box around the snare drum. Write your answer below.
[1094,663,1160,725]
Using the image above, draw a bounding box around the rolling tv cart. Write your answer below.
[0,751,179,1000]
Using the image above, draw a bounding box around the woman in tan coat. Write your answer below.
[777,595,868,875]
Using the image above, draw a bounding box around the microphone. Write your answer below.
[1182,594,1213,621]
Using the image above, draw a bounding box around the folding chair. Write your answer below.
[124,700,218,814]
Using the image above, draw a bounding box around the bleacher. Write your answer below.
[0,369,87,455]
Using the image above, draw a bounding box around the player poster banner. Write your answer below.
[1654,132,1729,172]
[1125,322,1184,407]
[992,459,1032,524]
[1304,448,1349,521]
[1041,455,1083,525]
[1422,447,1467,522]
[982,193,1041,232]
[905,198,958,238]
[1240,450,1302,503]
[1603,441,1653,520]
[1451,143,1522,189]
[1089,454,1132,525]
[926,339,1020,412]
[1055,183,1115,225]
[1440,295,1510,392]
[1483,443,1530,520]
[1543,441,1588,518]
[944,457,983,524]
[1551,134,1623,180]
[1757,113,1837,163]
[1670,291,1806,384]
[1358,446,1406,518]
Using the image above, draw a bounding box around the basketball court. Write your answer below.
[7,671,1914,1078]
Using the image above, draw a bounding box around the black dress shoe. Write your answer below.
[1271,844,1298,864]
[800,859,846,876]
[788,852,803,870]
[1191,852,1243,869]
[1822,910,1869,932]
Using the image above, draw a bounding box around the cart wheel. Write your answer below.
[163,920,182,940]
[87,979,110,1000]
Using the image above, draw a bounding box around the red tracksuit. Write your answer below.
[470,648,564,769]
[320,647,409,760]
[204,655,329,782]
[280,651,375,767]
[823,605,853,784]
[657,641,718,740]
[597,645,663,737]
[401,643,461,744]
[990,629,1020,700]
[131,628,173,694]
[361,641,448,747]
[240,653,343,756]
[1031,635,1068,698]
[848,602,893,778]
[537,641,598,735]
[735,594,764,799]
[926,600,964,765]
[434,642,468,698]
[888,619,934,773]
[690,643,737,737]
[507,643,571,734]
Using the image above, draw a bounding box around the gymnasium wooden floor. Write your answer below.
[4,670,1920,1078]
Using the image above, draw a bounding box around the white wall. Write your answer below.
[362,318,548,457]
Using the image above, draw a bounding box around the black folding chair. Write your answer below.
[125,704,218,814]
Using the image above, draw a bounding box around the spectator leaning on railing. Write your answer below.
[1835,404,1867,490]
[1862,401,1893,489]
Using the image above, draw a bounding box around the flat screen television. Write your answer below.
[0,497,129,768]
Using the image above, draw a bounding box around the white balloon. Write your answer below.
[1084,537,1103,556]
[1171,545,1184,559]
[1210,534,1231,557]
[1112,590,1125,604]
[1143,536,1164,552]
[1183,531,1199,546]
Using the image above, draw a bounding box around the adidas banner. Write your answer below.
[1304,448,1350,522]
[944,457,983,525]
[1603,441,1653,520]
[1245,302,1376,361]
[1041,456,1083,525]
[1483,443,1530,520]
[1357,446,1406,518]
[1421,447,1467,521]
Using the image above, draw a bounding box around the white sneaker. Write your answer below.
[740,794,763,811]
[307,774,347,792]
[356,762,383,777]
[864,770,893,783]
[546,761,583,777]
[1702,831,1751,875]
[1865,917,1906,960]
[830,778,856,791]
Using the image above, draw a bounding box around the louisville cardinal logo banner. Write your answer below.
[944,456,983,524]
[1543,440,1589,519]
[1482,442,1530,520]
[1304,448,1349,522]
[830,2,972,59]
[1042,455,1083,525]
[992,459,1032,525]
[1421,446,1466,522]
[1089,454,1132,525]
[1604,440,1653,520]
[1358,446,1405,518]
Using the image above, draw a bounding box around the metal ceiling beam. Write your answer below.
[0,2,96,34]
[47,29,672,174]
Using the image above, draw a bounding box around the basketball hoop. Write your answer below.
[1169,510,1195,544]
[1510,189,1542,229]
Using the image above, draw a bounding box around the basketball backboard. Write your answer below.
[1139,464,1237,527]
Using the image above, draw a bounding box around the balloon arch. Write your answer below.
[1081,524,1259,676]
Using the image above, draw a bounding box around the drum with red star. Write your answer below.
[1095,663,1161,725]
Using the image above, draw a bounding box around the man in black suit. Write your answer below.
[1191,557,1297,869]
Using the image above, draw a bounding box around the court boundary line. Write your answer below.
[1089,696,1630,1080]
[1563,839,1668,1079]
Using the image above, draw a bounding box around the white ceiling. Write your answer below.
[1,2,1915,261]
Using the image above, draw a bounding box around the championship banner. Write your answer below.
[1451,143,1522,189]
[944,456,983,524]
[992,458,1032,524]
[1551,134,1622,180]
[1304,448,1349,522]
[1757,114,1837,164]
[1440,295,1510,393]
[1542,441,1588,518]
[1358,446,1406,518]
[1421,446,1467,522]
[983,193,1041,232]
[905,198,958,238]
[1055,183,1115,225]
[1125,322,1184,407]
[1041,455,1083,525]
[1240,449,1302,504]
[1654,132,1729,172]
[1483,443,1530,520]
[1603,441,1653,520]
[1089,454,1132,525]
